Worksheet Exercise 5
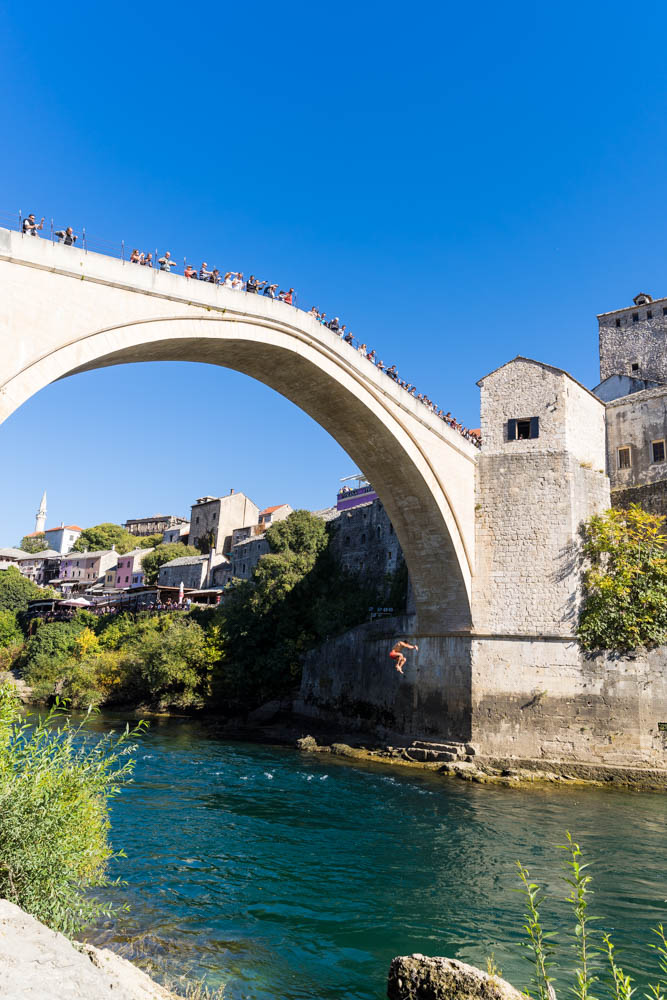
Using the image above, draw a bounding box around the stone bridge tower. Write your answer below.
[474,357,609,636]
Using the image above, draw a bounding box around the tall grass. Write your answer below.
[516,833,666,1000]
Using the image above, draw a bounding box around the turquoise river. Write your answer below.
[85,713,667,1000]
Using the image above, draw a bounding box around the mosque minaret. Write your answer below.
[35,490,47,534]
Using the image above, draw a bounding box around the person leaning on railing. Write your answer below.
[158,251,177,271]
[55,226,77,246]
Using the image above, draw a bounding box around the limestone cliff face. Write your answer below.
[0,900,175,1000]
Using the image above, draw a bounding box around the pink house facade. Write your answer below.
[113,548,153,589]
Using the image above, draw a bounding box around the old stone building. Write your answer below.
[124,514,188,537]
[189,491,260,555]
[598,292,667,383]
[326,499,407,604]
[158,553,226,589]
[595,293,667,515]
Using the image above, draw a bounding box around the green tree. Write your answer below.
[19,533,48,553]
[72,523,135,554]
[577,504,667,652]
[0,566,50,614]
[212,510,377,709]
[0,683,145,935]
[141,543,201,584]
[0,610,22,648]
[265,507,328,561]
[136,533,163,549]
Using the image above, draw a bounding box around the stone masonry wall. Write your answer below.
[327,499,407,605]
[474,453,609,636]
[599,300,667,383]
[611,481,667,518]
[298,622,667,764]
[471,637,667,765]
[298,616,472,740]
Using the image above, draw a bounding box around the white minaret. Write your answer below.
[35,490,47,534]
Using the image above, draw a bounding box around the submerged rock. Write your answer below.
[387,954,525,1000]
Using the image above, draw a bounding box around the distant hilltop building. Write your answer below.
[124,513,188,537]
[595,292,667,516]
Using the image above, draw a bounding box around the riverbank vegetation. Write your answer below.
[0,511,397,714]
[516,832,666,1000]
[577,505,667,652]
[0,682,145,934]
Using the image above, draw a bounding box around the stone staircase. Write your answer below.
[402,739,477,763]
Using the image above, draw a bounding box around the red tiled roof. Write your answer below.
[46,525,82,531]
[260,505,288,515]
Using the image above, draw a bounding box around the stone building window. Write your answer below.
[663,307,667,316]
[618,447,631,470]
[631,363,640,373]
[632,313,639,323]
[615,318,621,328]
[507,417,539,441]
[647,310,653,319]
[652,440,665,464]
[361,534,366,544]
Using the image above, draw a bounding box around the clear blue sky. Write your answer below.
[2,1,667,545]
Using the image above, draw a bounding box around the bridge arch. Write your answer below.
[0,229,477,632]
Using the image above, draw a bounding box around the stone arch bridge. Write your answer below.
[0,227,478,634]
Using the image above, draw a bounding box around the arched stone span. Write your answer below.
[0,227,478,633]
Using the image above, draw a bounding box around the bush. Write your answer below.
[0,566,50,614]
[27,614,216,710]
[577,505,667,652]
[0,683,145,935]
[0,610,22,648]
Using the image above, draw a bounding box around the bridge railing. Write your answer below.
[0,210,481,448]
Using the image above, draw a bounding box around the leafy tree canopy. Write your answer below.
[136,533,163,549]
[0,566,50,614]
[72,523,136,555]
[141,543,200,585]
[578,504,667,652]
[19,534,48,554]
[266,508,328,562]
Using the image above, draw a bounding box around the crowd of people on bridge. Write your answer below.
[20,208,481,449]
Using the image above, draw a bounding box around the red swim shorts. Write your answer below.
[389,650,400,660]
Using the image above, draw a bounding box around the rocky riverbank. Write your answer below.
[290,732,667,791]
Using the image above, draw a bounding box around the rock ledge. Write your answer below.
[0,899,175,1000]
[388,954,525,1000]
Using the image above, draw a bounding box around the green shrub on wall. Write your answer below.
[577,504,667,652]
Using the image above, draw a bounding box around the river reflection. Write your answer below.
[83,713,667,1000]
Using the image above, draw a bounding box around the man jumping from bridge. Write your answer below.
[389,640,419,675]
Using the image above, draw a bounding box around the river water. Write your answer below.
[85,714,667,1000]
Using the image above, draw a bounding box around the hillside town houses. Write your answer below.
[4,481,406,613]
